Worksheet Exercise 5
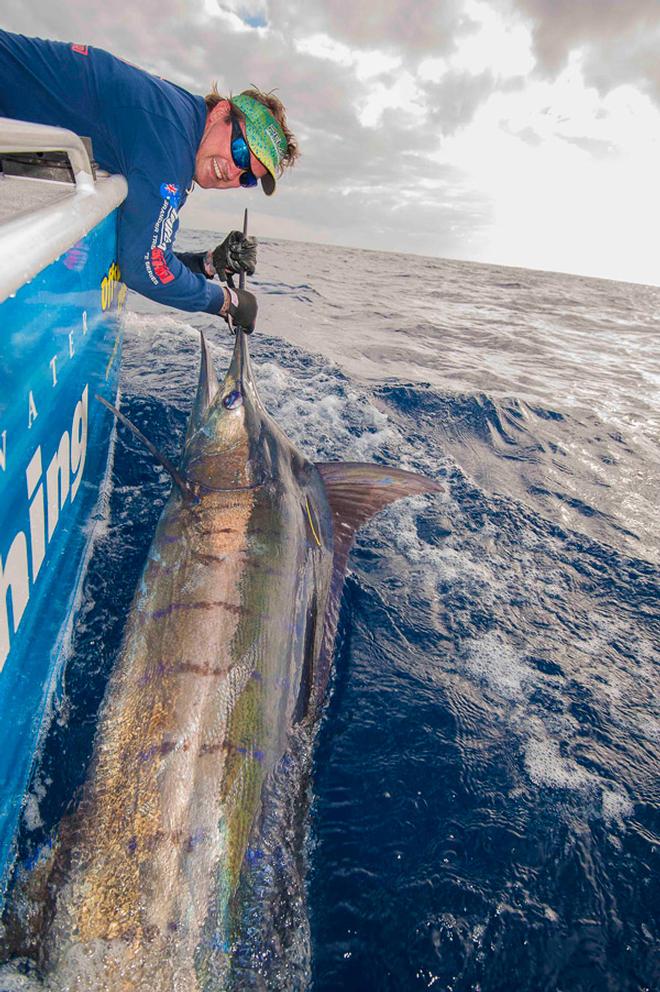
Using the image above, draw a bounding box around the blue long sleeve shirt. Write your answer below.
[0,30,223,315]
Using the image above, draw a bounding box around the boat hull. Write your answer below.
[0,208,125,896]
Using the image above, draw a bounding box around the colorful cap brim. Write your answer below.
[230,93,287,197]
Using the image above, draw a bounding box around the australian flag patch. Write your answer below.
[160,182,181,209]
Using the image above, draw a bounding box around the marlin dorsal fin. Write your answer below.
[96,395,196,502]
[185,330,220,444]
[311,461,442,714]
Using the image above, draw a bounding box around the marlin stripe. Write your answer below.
[151,599,242,619]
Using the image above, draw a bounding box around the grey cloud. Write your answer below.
[269,0,467,60]
[502,124,542,147]
[418,69,529,136]
[558,135,617,159]
[424,70,497,134]
[580,32,660,105]
[499,0,660,103]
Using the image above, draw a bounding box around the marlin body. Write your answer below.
[1,329,439,990]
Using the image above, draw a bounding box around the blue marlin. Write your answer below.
[0,327,440,990]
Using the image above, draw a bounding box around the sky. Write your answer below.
[2,0,659,284]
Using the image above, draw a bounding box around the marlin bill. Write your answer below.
[0,327,441,990]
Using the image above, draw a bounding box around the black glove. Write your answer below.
[221,287,258,334]
[212,231,257,277]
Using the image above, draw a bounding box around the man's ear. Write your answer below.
[208,99,230,123]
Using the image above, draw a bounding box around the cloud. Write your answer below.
[500,0,660,104]
[208,1,269,30]
[424,70,499,134]
[270,0,466,60]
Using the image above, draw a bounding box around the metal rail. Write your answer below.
[0,118,127,303]
[0,117,95,191]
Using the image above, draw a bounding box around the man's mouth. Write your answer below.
[212,158,227,182]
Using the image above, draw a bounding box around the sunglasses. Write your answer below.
[230,113,258,188]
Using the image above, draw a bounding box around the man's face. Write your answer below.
[194,99,268,190]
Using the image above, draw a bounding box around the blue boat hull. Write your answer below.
[0,209,124,895]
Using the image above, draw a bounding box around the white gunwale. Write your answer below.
[0,118,127,304]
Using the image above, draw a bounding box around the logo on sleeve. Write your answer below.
[159,182,181,209]
[149,248,174,284]
[144,182,182,286]
[71,44,89,56]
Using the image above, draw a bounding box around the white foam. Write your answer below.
[467,632,530,701]
[601,786,634,824]
[523,724,592,790]
[366,502,493,599]
[459,635,637,826]
[257,358,402,465]
[22,774,47,831]
[123,309,197,340]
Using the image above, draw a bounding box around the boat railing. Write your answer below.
[0,117,127,304]
[0,117,96,192]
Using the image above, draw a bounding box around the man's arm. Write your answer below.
[174,250,214,279]
[116,176,223,314]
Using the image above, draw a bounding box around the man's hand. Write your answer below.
[220,286,258,334]
[212,231,257,278]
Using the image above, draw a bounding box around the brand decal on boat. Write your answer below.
[64,239,89,273]
[101,261,122,312]
[1,311,93,473]
[0,386,89,672]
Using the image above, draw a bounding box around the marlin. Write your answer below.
[1,326,439,990]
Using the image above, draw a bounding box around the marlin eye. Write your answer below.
[223,389,243,410]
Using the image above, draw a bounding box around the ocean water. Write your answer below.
[13,233,660,991]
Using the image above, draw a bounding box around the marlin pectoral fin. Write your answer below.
[311,462,442,712]
[316,461,442,538]
[95,395,196,502]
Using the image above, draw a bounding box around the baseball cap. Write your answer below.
[230,92,288,196]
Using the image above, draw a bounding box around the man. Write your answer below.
[0,30,299,332]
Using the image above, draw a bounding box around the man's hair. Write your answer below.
[204,83,299,173]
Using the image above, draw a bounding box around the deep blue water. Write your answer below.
[10,234,660,990]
